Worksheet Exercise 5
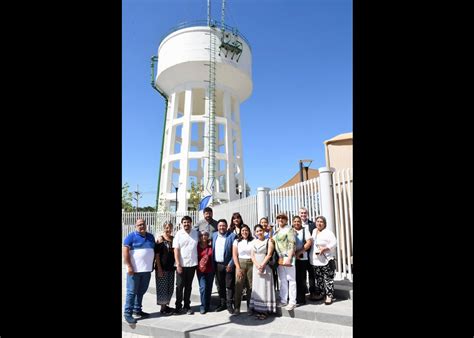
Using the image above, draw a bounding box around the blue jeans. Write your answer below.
[124,271,152,315]
[197,271,215,312]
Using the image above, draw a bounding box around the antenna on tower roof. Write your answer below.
[207,0,211,26]
[221,0,226,31]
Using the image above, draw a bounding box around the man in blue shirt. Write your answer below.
[212,219,237,313]
[123,218,156,324]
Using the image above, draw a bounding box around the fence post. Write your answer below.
[257,187,270,222]
[318,167,336,234]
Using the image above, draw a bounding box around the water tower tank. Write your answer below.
[155,24,252,211]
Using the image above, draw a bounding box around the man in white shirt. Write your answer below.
[173,215,199,314]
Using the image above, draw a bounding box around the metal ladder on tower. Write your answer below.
[204,14,217,205]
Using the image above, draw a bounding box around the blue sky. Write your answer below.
[122,0,352,207]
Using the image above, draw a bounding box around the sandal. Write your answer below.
[257,313,267,320]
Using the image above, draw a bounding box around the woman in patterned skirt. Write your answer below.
[249,224,276,320]
[154,221,175,315]
[309,216,337,305]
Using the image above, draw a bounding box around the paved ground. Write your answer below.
[122,332,153,338]
[121,266,352,337]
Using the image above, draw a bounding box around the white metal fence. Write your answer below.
[332,168,353,281]
[122,211,199,240]
[269,178,322,227]
[211,195,258,227]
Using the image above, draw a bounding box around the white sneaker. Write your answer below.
[285,303,296,311]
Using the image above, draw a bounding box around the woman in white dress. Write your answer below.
[249,224,276,320]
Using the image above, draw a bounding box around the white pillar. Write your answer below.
[223,92,236,200]
[257,187,271,222]
[234,101,245,196]
[177,89,193,211]
[160,92,177,203]
[318,167,336,234]
[202,88,210,196]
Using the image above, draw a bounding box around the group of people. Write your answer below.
[122,207,337,324]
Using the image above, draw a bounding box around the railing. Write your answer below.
[269,178,322,228]
[158,19,252,51]
[122,211,199,240]
[332,168,353,281]
[211,194,258,226]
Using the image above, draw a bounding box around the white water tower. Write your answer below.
[154,23,252,211]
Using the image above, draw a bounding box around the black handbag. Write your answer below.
[328,258,336,271]
[266,239,278,268]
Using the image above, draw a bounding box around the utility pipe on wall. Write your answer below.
[150,56,168,211]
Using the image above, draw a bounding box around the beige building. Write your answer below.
[324,132,352,171]
[275,132,352,189]
[278,168,319,189]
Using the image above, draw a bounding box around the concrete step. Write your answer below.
[122,290,353,337]
[148,278,352,301]
[333,278,353,300]
[123,269,352,330]
[147,286,352,327]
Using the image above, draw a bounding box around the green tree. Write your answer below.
[122,183,134,211]
[137,206,156,212]
[188,181,203,211]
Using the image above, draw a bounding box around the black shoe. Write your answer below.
[184,308,194,315]
[215,304,227,312]
[310,293,324,301]
[132,311,150,319]
[160,307,173,315]
[227,305,234,314]
[173,308,185,315]
[124,314,137,324]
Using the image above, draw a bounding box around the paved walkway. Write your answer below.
[121,266,352,337]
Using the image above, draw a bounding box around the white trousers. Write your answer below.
[278,265,296,305]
